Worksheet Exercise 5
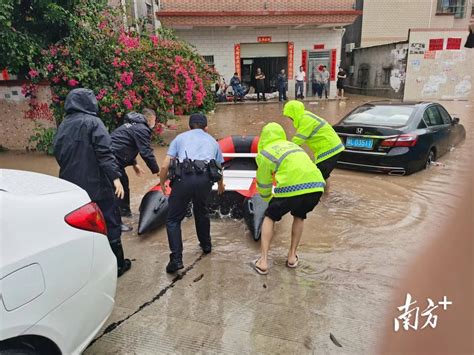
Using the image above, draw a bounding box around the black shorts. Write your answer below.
[337,81,344,90]
[317,152,341,180]
[265,192,323,221]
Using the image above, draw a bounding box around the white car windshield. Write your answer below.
[344,105,414,127]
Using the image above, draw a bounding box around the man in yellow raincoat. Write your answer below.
[283,100,344,179]
[254,122,325,275]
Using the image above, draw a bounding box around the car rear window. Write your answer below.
[343,105,414,127]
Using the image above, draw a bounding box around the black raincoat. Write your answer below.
[111,112,159,173]
[54,88,121,201]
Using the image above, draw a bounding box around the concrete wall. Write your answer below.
[174,26,344,98]
[404,29,473,101]
[0,83,55,150]
[361,0,472,47]
[345,42,409,99]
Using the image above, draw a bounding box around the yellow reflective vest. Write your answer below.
[283,100,344,163]
[256,122,325,201]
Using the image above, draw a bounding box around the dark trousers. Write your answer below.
[118,167,131,213]
[166,174,213,260]
[278,85,287,101]
[96,198,122,242]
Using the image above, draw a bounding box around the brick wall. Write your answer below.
[160,0,356,12]
[0,83,55,150]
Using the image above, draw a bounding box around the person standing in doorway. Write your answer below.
[295,66,306,99]
[54,88,132,277]
[230,72,245,101]
[320,65,330,99]
[159,113,225,273]
[337,67,347,99]
[310,67,320,97]
[255,68,266,102]
[277,69,288,102]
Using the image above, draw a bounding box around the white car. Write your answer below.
[0,169,117,354]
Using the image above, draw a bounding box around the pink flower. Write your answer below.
[96,88,107,100]
[120,71,133,86]
[46,64,54,72]
[62,48,70,56]
[50,47,58,56]
[166,97,174,105]
[75,60,81,66]
[98,20,107,30]
[52,76,61,83]
[115,82,123,90]
[150,35,159,47]
[68,79,79,87]
[118,32,140,49]
[123,98,133,110]
[28,69,39,78]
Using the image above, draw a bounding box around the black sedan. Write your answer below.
[333,102,466,175]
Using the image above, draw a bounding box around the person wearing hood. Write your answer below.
[254,122,325,275]
[283,100,344,180]
[111,109,160,227]
[54,88,131,277]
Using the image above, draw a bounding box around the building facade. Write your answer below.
[156,0,361,98]
[361,0,472,47]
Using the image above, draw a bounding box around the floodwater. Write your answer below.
[1,96,472,354]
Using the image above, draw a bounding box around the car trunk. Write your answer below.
[335,125,406,154]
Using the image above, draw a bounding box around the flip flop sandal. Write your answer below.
[254,258,268,275]
[286,255,299,268]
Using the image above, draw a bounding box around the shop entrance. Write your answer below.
[240,43,288,93]
[306,50,331,97]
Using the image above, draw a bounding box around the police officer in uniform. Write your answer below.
[159,113,225,273]
[283,100,344,180]
[111,109,160,229]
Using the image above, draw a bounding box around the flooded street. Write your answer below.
[1,96,472,354]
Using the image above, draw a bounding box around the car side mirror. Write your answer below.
[452,117,460,125]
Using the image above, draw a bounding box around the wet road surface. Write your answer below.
[1,96,472,354]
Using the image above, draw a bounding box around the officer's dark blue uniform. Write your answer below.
[162,113,224,273]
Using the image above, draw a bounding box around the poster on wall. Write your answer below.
[424,51,436,59]
[287,42,294,78]
[234,44,241,77]
[409,42,426,54]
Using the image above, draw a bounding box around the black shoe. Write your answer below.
[118,259,132,277]
[121,224,133,232]
[166,259,184,273]
[120,209,132,218]
[201,244,212,254]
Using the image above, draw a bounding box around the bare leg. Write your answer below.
[256,217,275,271]
[341,88,344,98]
[288,217,304,264]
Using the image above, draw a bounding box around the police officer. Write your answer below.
[111,109,160,228]
[254,122,325,275]
[159,113,225,273]
[54,88,132,277]
[283,100,344,180]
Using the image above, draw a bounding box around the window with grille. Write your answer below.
[203,55,215,69]
[383,68,391,85]
[146,3,153,19]
[436,0,466,18]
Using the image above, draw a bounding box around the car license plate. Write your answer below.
[346,137,373,149]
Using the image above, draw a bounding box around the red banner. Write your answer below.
[314,44,325,50]
[257,36,272,43]
[1,69,9,80]
[446,38,461,50]
[234,44,241,77]
[330,49,337,81]
[287,42,294,78]
[301,50,308,79]
[429,38,444,51]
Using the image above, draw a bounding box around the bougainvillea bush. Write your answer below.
[28,2,218,132]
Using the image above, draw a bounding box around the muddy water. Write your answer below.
[1,96,472,353]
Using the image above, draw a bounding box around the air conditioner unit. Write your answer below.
[345,43,355,53]
[349,65,355,74]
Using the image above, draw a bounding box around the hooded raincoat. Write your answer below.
[256,122,325,201]
[54,88,121,201]
[283,100,344,163]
